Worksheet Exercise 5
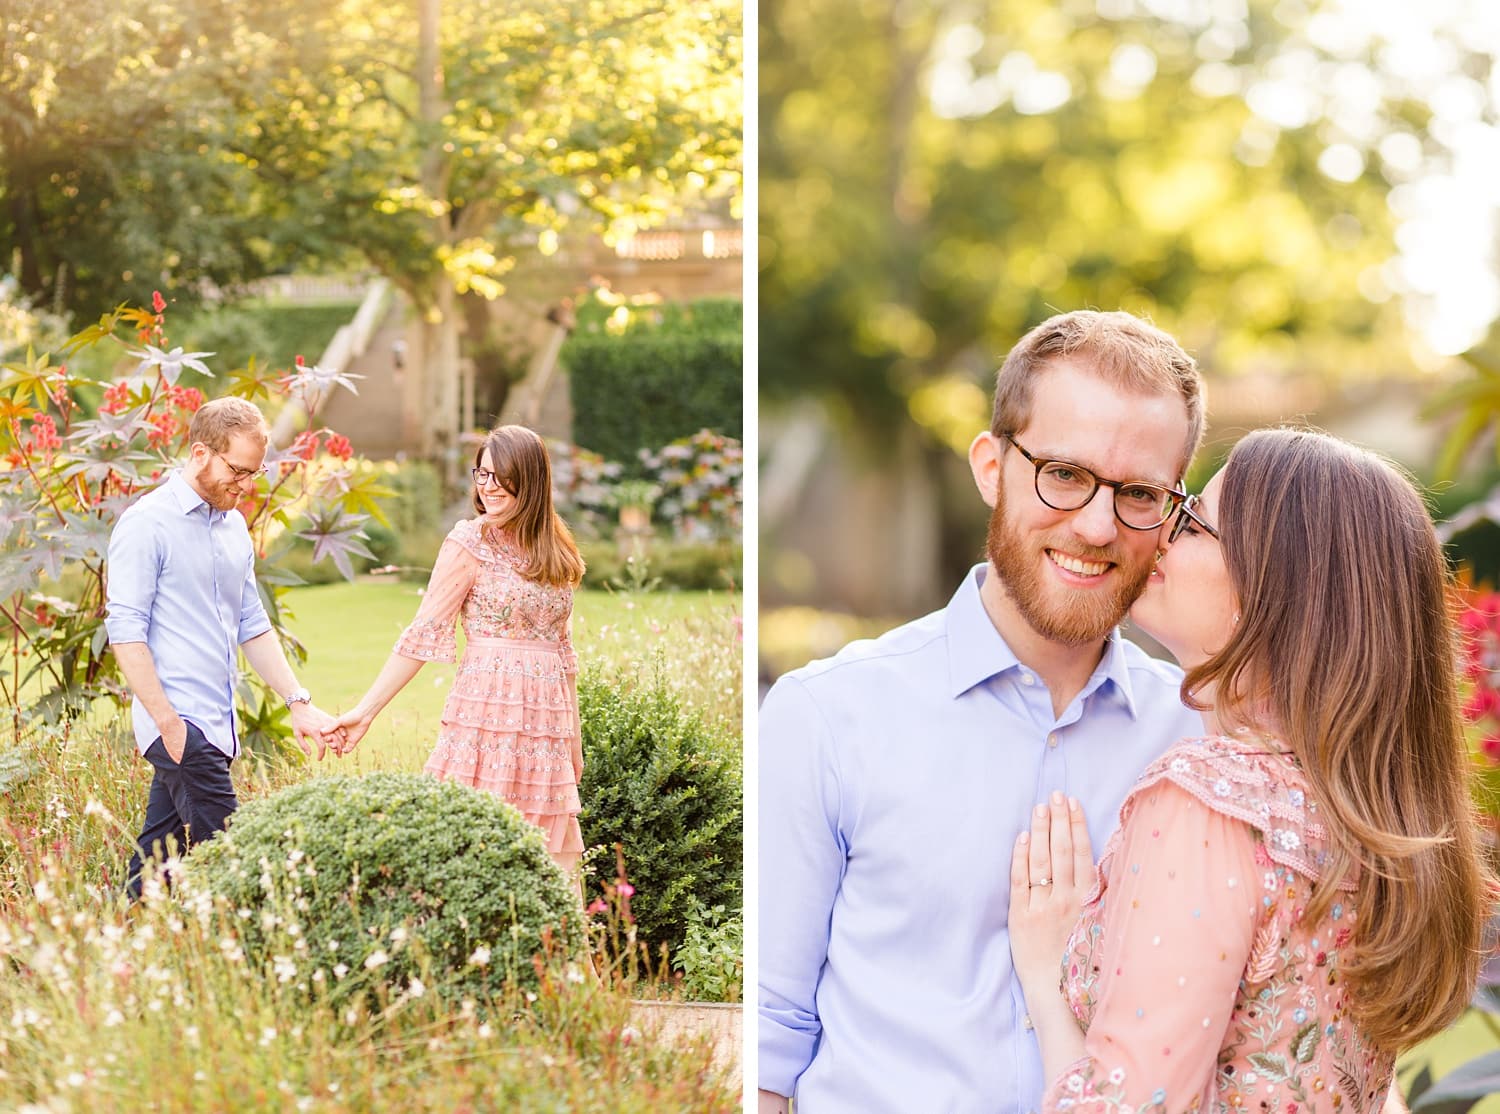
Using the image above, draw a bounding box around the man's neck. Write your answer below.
[179,463,214,508]
[977,563,1110,719]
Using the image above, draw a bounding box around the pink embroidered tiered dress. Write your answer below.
[1046,734,1394,1114]
[393,518,583,855]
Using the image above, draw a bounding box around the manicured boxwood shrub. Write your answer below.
[577,666,741,962]
[565,298,741,462]
[189,772,584,1001]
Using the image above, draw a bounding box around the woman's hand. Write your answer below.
[326,703,377,755]
[1009,792,1095,992]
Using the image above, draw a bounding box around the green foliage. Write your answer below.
[760,0,1422,438]
[566,300,742,461]
[579,540,741,592]
[191,771,585,1002]
[0,297,381,745]
[577,666,741,960]
[673,903,743,1003]
[178,300,361,376]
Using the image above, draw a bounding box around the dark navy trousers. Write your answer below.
[125,719,237,901]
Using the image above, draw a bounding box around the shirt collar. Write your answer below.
[165,471,212,517]
[944,562,1141,717]
[944,564,1020,698]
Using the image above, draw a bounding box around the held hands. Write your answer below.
[288,701,342,761]
[1008,792,1095,992]
[321,704,377,756]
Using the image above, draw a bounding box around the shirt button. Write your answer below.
[1021,672,1035,686]
[1047,733,1059,748]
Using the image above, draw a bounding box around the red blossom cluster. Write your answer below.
[99,382,133,415]
[146,412,178,449]
[1459,591,1500,762]
[25,414,62,457]
[288,428,353,463]
[167,385,204,412]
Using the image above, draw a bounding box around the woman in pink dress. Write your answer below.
[329,425,587,873]
[1009,428,1492,1114]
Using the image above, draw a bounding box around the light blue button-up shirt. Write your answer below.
[758,564,1204,1114]
[104,472,272,758]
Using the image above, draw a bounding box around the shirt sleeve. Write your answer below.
[758,674,847,1096]
[235,517,273,644]
[393,538,479,663]
[1044,781,1262,1114]
[103,509,159,645]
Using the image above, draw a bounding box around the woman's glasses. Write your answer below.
[1167,494,1221,544]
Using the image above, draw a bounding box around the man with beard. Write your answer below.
[106,396,342,900]
[758,311,1207,1114]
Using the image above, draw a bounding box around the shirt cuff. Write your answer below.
[104,616,150,645]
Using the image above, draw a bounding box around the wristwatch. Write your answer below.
[283,686,312,709]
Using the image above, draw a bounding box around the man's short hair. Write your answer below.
[188,397,269,453]
[991,310,1206,474]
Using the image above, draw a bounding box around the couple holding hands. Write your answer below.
[106,408,587,901]
[759,311,1491,1113]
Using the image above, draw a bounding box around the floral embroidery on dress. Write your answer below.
[1045,736,1394,1114]
[393,518,577,670]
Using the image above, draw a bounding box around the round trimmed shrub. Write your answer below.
[577,666,742,961]
[189,772,584,1001]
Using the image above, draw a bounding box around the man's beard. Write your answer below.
[984,485,1153,646]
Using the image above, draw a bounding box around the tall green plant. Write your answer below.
[0,294,390,745]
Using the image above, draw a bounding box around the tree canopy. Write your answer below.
[760,0,1490,446]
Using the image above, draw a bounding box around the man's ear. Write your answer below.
[969,431,1003,509]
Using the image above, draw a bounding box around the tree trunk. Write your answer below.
[416,0,462,483]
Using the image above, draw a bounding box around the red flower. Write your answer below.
[294,354,306,368]
[32,603,53,628]
[100,382,133,415]
[146,412,178,449]
[168,385,204,413]
[290,429,319,462]
[152,290,166,314]
[325,433,353,461]
[1481,736,1500,764]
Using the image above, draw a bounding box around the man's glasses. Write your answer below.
[210,448,268,481]
[1003,434,1184,531]
[1166,494,1221,544]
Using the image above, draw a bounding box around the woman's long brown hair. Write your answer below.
[1184,428,1492,1050]
[472,425,584,587]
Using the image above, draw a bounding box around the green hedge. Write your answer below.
[577,666,741,962]
[565,299,741,461]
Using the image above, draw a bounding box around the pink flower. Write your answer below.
[617,882,635,897]
[152,290,166,314]
[586,899,608,915]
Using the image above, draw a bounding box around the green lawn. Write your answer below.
[282,578,742,774]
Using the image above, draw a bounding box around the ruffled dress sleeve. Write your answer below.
[1044,779,1263,1114]
[392,530,480,663]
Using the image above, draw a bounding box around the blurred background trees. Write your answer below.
[760,0,1500,645]
[3,0,741,471]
